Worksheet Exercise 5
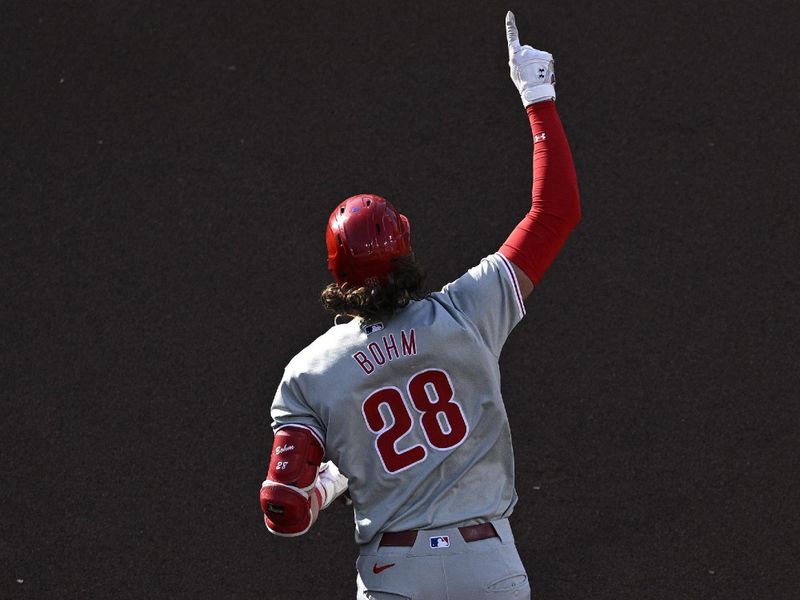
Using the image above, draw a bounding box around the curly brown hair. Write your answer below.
[320,254,427,320]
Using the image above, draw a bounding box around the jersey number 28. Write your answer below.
[361,369,469,474]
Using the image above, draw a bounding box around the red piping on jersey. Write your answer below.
[499,101,581,285]
[496,252,526,318]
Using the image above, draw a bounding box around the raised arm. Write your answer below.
[499,12,581,300]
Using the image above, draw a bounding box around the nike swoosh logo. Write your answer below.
[372,562,396,574]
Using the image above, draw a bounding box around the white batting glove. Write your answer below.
[315,461,349,510]
[505,11,556,106]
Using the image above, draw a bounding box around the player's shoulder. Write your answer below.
[439,253,515,292]
[283,318,363,376]
[431,252,526,327]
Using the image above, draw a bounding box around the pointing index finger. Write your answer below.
[505,11,521,56]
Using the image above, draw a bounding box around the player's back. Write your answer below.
[271,253,526,544]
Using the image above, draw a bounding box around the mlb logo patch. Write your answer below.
[362,322,384,335]
[429,536,450,549]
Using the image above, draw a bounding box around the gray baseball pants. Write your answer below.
[356,518,530,600]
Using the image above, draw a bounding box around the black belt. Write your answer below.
[378,523,498,547]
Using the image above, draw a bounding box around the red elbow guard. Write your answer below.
[267,425,324,490]
[261,482,322,537]
[261,425,325,536]
[500,101,580,284]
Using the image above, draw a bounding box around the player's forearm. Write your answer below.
[259,426,349,537]
[499,100,580,285]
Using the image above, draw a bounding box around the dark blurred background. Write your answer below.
[2,1,798,598]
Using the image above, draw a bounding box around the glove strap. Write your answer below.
[522,84,556,106]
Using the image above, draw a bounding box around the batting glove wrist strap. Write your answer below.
[316,461,349,510]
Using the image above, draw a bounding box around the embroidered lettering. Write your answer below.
[383,334,399,361]
[353,351,375,375]
[368,342,386,365]
[401,328,417,356]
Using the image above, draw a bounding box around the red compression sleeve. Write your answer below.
[499,100,581,285]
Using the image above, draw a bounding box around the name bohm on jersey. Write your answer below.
[352,328,417,375]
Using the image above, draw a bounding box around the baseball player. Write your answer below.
[260,12,580,600]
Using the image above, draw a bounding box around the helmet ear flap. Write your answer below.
[400,214,411,236]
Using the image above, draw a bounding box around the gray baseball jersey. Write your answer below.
[271,252,527,545]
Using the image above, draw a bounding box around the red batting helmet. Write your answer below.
[326,194,412,286]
